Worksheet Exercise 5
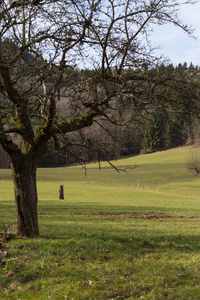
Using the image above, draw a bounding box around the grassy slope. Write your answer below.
[1,146,200,299]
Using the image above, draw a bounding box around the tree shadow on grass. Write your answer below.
[38,202,200,215]
[39,222,200,257]
[35,202,200,259]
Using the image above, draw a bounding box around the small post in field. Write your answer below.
[59,185,64,200]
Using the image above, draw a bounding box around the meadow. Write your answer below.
[1,146,200,299]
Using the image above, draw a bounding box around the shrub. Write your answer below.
[185,151,200,175]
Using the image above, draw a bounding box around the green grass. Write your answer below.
[1,146,200,299]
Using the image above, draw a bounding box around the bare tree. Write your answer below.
[0,0,198,237]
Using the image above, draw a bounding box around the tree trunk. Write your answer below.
[11,157,39,237]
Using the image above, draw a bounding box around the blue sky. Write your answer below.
[150,1,200,67]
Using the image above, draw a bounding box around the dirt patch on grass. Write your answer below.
[73,212,200,221]
[99,212,174,220]
[73,212,175,220]
[25,285,41,293]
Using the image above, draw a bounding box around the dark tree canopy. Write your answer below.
[0,0,199,237]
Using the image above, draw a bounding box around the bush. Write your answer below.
[185,151,200,175]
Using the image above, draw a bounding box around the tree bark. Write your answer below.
[11,157,39,237]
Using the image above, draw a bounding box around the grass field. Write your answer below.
[1,146,200,299]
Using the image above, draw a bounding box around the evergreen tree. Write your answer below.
[142,110,167,153]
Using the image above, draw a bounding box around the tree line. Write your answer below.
[1,62,200,169]
[33,62,200,167]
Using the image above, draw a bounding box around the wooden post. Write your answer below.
[59,185,64,199]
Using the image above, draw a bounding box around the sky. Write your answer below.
[150,1,200,67]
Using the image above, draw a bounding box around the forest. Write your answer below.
[1,61,199,169]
